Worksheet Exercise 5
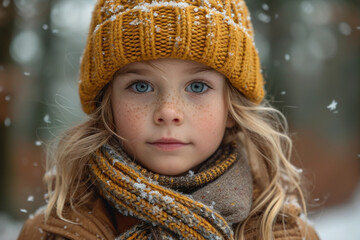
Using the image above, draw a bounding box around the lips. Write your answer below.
[148,138,189,151]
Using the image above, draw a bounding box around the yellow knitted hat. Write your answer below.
[79,0,265,114]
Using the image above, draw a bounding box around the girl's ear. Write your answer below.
[226,115,235,128]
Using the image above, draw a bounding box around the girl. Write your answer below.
[19,0,319,239]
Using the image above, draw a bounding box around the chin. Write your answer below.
[148,163,192,176]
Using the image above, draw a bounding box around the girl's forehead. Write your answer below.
[118,58,216,74]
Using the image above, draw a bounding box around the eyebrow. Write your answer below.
[116,68,153,75]
[116,64,215,76]
[187,66,215,74]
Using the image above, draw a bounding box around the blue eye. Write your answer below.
[130,82,153,93]
[186,82,209,93]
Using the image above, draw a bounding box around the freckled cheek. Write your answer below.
[113,103,149,140]
[193,106,227,139]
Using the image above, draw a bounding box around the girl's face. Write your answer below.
[111,58,233,175]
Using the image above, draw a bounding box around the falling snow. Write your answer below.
[0,1,356,239]
[4,117,11,127]
[5,95,11,101]
[262,3,269,11]
[43,114,51,123]
[339,22,351,36]
[285,54,291,61]
[27,195,35,202]
[327,100,338,112]
[257,12,271,23]
[20,209,28,213]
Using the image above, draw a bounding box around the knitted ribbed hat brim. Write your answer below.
[79,0,265,114]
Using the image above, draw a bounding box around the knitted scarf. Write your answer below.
[89,141,252,239]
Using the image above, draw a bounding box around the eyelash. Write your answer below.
[125,80,213,94]
[126,81,154,94]
[186,80,212,94]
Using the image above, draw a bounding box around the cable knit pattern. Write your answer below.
[79,0,265,114]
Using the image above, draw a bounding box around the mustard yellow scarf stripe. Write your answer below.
[91,156,219,239]
[130,143,237,192]
[89,145,234,240]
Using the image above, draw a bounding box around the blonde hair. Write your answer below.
[44,78,307,239]
[224,83,306,239]
[44,85,115,221]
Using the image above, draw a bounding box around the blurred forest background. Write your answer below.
[0,0,359,239]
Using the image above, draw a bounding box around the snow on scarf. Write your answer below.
[89,141,252,239]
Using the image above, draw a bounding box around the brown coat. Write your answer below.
[18,196,139,240]
[18,186,319,240]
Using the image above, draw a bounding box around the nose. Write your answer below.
[153,101,184,126]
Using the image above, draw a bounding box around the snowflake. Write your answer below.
[327,100,338,112]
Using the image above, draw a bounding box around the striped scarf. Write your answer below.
[89,142,241,240]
